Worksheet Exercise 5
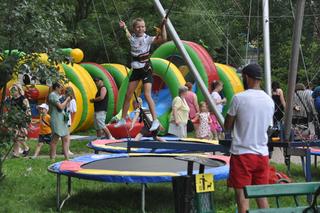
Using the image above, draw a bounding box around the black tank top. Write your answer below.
[94,86,107,112]
[272,93,284,121]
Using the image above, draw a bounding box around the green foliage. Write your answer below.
[0,0,72,177]
[0,0,71,52]
[0,105,31,145]
[0,0,313,89]
[0,105,31,178]
[0,55,19,88]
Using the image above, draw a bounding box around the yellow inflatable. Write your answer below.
[71,48,84,63]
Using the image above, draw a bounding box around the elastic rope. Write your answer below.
[92,0,110,63]
[200,0,245,62]
[189,0,240,65]
[102,0,120,47]
[245,0,253,64]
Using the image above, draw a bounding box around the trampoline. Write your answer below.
[87,137,220,154]
[308,147,320,168]
[48,153,229,211]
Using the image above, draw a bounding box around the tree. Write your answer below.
[0,0,71,179]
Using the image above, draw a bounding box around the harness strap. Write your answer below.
[139,107,158,140]
[132,52,151,63]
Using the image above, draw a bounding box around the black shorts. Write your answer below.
[38,134,52,144]
[129,66,153,84]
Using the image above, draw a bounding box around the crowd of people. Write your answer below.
[166,80,226,140]
[5,82,74,160]
[6,63,283,213]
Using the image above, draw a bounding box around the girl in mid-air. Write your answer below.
[114,17,167,132]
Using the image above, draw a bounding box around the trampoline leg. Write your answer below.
[68,176,72,195]
[301,156,305,176]
[187,161,194,176]
[94,150,99,154]
[141,184,146,213]
[284,148,291,176]
[56,174,61,211]
[306,149,312,203]
[59,176,72,211]
[315,156,317,168]
[199,164,205,174]
[305,149,312,182]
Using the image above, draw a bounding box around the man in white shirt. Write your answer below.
[224,64,274,213]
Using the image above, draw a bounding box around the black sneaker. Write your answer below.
[22,149,30,157]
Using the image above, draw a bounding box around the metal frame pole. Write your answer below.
[283,0,306,141]
[56,174,61,211]
[153,0,224,126]
[262,0,272,96]
[141,184,146,213]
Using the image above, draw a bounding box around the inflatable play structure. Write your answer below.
[1,42,243,138]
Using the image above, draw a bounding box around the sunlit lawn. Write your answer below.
[0,135,319,212]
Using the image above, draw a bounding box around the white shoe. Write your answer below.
[68,151,74,155]
[114,118,126,128]
[149,119,160,131]
[109,136,115,140]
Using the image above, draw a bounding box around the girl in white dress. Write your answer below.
[192,102,212,139]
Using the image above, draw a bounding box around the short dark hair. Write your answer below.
[52,82,62,90]
[93,77,102,82]
[211,80,222,91]
[185,82,193,90]
[272,81,280,91]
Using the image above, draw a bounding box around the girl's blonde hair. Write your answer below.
[132,18,145,28]
[199,101,207,109]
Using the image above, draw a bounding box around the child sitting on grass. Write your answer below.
[192,102,213,139]
[130,97,165,142]
[32,103,51,159]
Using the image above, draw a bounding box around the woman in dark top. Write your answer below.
[272,82,286,125]
[8,84,31,157]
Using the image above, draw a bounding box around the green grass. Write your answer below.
[25,138,93,157]
[1,138,320,212]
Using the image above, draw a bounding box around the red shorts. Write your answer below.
[227,154,269,188]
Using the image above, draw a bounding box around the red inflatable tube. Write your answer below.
[184,41,219,84]
[107,121,144,139]
[82,62,119,115]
